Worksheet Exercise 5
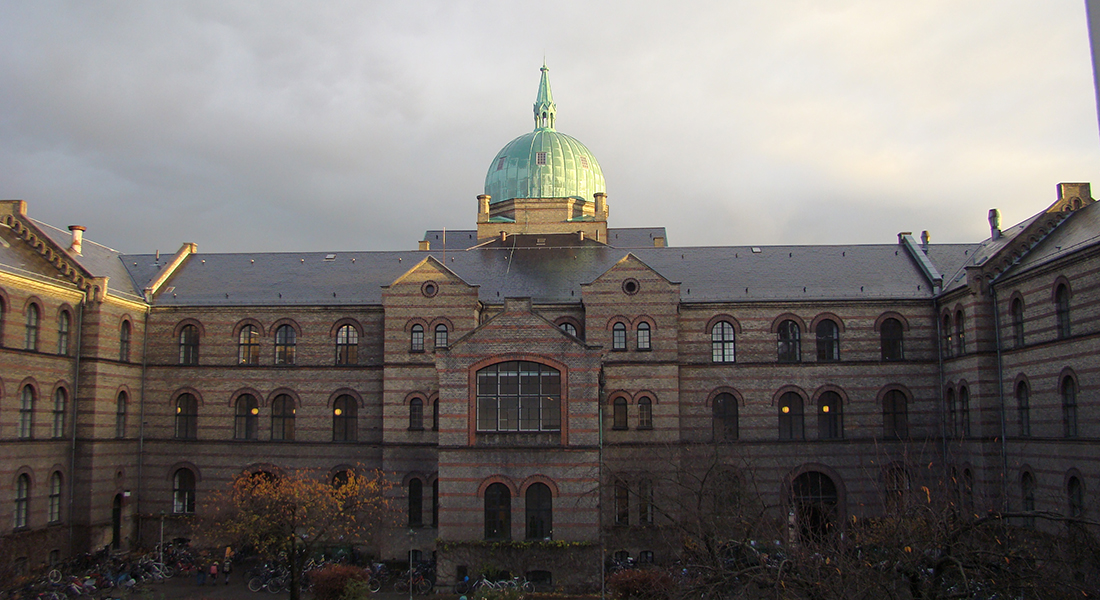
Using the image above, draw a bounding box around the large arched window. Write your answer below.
[790,471,838,544]
[612,397,628,430]
[409,398,424,431]
[941,313,953,358]
[335,324,358,365]
[1016,381,1030,437]
[958,386,970,438]
[1068,476,1084,519]
[179,324,199,365]
[1055,284,1071,338]
[711,321,735,363]
[1062,376,1077,438]
[408,478,423,527]
[614,479,629,526]
[234,395,258,440]
[48,472,62,523]
[880,318,904,361]
[115,392,127,438]
[119,320,132,362]
[954,310,965,355]
[815,319,839,362]
[636,322,651,351]
[884,466,909,514]
[19,385,34,439]
[883,390,908,439]
[484,483,511,540]
[52,388,66,439]
[175,393,198,439]
[57,311,70,356]
[173,468,196,514]
[14,474,30,529]
[434,324,448,349]
[25,303,39,350]
[638,479,654,525]
[274,325,296,365]
[271,394,295,441]
[476,361,560,432]
[526,483,552,540]
[1021,472,1036,528]
[778,392,804,440]
[238,325,260,365]
[1011,298,1025,347]
[410,324,424,352]
[712,393,738,442]
[637,396,653,430]
[332,395,357,442]
[945,387,957,438]
[817,391,843,440]
[777,320,801,363]
[612,322,627,351]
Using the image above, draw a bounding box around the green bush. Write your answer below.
[606,569,675,600]
[310,564,371,600]
[472,586,528,600]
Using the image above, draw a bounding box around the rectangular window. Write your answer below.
[536,152,547,165]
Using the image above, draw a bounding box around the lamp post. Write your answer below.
[158,510,165,567]
[407,528,415,600]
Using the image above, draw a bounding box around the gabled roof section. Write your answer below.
[587,252,678,288]
[447,297,586,351]
[385,254,474,289]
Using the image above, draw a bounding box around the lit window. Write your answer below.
[815,319,839,362]
[880,318,904,361]
[637,322,651,351]
[335,324,358,365]
[484,483,511,540]
[173,469,195,514]
[612,322,626,351]
[712,393,738,442]
[25,303,39,350]
[274,325,296,365]
[955,310,965,355]
[778,392,804,440]
[271,394,295,441]
[119,321,132,362]
[711,321,735,363]
[637,397,653,429]
[476,361,560,432]
[435,324,448,349]
[777,320,800,363]
[411,324,424,352]
[57,311,70,356]
[941,314,953,358]
[526,483,552,540]
[52,389,66,439]
[234,395,258,440]
[238,325,260,365]
[19,385,33,439]
[179,324,199,365]
[817,391,842,440]
[175,393,198,440]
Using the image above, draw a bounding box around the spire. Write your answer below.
[533,63,556,130]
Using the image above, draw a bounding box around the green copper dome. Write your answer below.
[484,65,605,204]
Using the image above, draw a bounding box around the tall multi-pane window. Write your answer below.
[778,392,804,440]
[335,324,358,365]
[712,393,738,442]
[14,474,30,529]
[25,303,39,350]
[1021,472,1036,528]
[612,322,627,351]
[179,324,199,365]
[815,320,839,362]
[57,311,70,356]
[484,483,511,540]
[1068,476,1084,519]
[274,325,296,365]
[115,392,127,438]
[434,324,448,349]
[1016,381,1030,437]
[1011,298,1025,347]
[409,398,424,430]
[958,386,970,438]
[638,479,654,526]
[408,478,423,527]
[1055,284,1071,338]
[476,361,561,432]
[238,325,260,365]
[48,472,62,523]
[173,469,195,514]
[777,320,801,363]
[954,310,965,355]
[432,399,439,431]
[883,390,908,438]
[19,385,34,439]
[1062,376,1077,438]
[941,314,953,358]
[880,318,904,361]
[332,395,357,442]
[119,321,132,362]
[711,321,735,363]
[526,483,552,540]
[945,388,957,438]
[637,397,653,430]
[234,395,259,440]
[271,394,295,441]
[410,324,424,352]
[817,391,842,440]
[636,322,651,351]
[175,393,198,439]
[614,480,629,526]
[612,398,628,430]
[52,389,66,439]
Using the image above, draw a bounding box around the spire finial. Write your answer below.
[533,63,556,130]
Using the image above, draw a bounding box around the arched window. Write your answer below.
[1067,476,1084,519]
[941,313,953,358]
[778,392,804,440]
[173,469,196,514]
[234,395,258,440]
[19,385,34,439]
[817,391,842,440]
[57,311,70,356]
[434,324,448,349]
[1021,472,1035,528]
[1011,298,1025,347]
[119,321,132,362]
[1055,284,1071,338]
[484,482,511,540]
[958,386,970,438]
[335,324,358,365]
[1062,376,1077,438]
[52,388,66,439]
[712,393,738,442]
[14,474,30,529]
[815,319,839,362]
[526,482,553,540]
[612,322,627,351]
[25,303,39,350]
[48,472,62,523]
[1016,381,1030,437]
[883,390,908,439]
[179,324,199,365]
[560,322,577,337]
[954,310,965,355]
[476,361,561,432]
[409,398,424,431]
[790,471,838,544]
[945,387,957,438]
[777,320,800,363]
[410,324,424,352]
[408,478,423,527]
[637,397,653,430]
[711,321,735,363]
[880,318,904,361]
[175,393,198,439]
[614,480,629,526]
[238,325,260,365]
[884,466,909,513]
[332,395,357,442]
[612,397,627,430]
[432,399,439,431]
[638,479,654,526]
[271,394,295,441]
[115,392,127,438]
[274,325,296,365]
[636,322,651,351]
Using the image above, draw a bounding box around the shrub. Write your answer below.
[310,564,371,600]
[606,568,675,600]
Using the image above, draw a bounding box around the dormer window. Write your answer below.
[496,157,506,171]
[579,156,589,169]
[536,152,547,166]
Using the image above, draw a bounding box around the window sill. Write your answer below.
[410,349,425,354]
[637,347,652,352]
[611,426,627,431]
[408,427,425,432]
[637,425,653,431]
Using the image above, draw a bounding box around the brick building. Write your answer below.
[1,66,1097,588]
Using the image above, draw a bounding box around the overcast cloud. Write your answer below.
[1,1,1098,254]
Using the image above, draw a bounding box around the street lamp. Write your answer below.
[159,510,165,576]
[407,528,416,600]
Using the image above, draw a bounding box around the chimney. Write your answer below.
[920,231,930,253]
[418,240,430,251]
[988,209,1001,240]
[594,193,607,219]
[477,194,491,222]
[68,225,86,255]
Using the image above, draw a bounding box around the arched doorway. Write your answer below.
[111,494,123,549]
[790,471,838,544]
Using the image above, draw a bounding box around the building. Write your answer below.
[1,66,1097,588]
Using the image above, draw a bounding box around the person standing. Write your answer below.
[209,560,219,584]
[224,546,235,585]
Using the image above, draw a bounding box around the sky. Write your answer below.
[1,1,1098,255]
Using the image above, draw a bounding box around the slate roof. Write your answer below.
[33,221,146,302]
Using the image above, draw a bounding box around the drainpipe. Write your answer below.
[598,367,605,600]
[135,310,150,545]
[934,301,948,468]
[68,299,85,558]
[989,286,1009,511]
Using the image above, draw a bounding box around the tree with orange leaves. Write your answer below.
[201,466,394,600]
